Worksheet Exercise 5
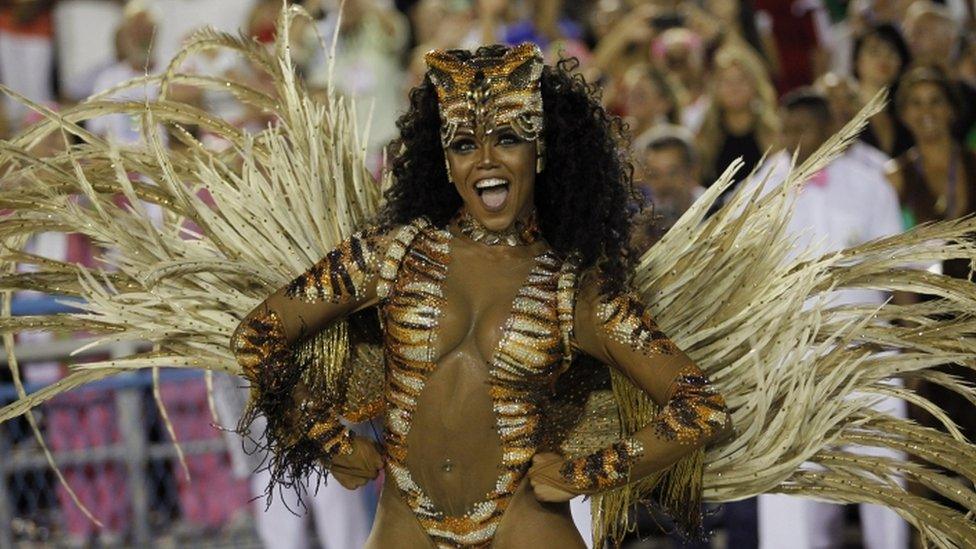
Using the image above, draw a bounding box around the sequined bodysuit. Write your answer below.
[231,217,730,548]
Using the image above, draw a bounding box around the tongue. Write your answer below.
[480,186,508,210]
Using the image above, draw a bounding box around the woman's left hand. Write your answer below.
[528,452,577,502]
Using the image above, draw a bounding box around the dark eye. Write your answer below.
[497,132,523,146]
[449,138,476,153]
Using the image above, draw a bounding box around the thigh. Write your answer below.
[492,479,586,549]
[366,480,436,549]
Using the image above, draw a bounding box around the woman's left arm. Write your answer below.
[529,281,732,499]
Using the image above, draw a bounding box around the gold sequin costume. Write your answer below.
[231,216,729,547]
[230,227,389,477]
[425,43,545,146]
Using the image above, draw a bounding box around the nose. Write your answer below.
[477,141,498,168]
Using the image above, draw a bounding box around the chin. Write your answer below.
[481,214,517,232]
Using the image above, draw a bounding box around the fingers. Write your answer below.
[333,470,367,490]
[528,452,562,476]
[528,452,576,502]
[529,475,574,503]
[329,437,386,488]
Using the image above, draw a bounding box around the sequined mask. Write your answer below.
[424,43,545,147]
[455,209,541,247]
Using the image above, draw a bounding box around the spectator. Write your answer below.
[815,71,892,171]
[0,0,55,132]
[652,27,707,131]
[407,0,475,52]
[696,44,778,195]
[888,66,975,280]
[847,0,914,28]
[903,2,960,70]
[306,0,408,166]
[751,89,907,549]
[903,2,976,145]
[622,64,680,139]
[753,0,829,94]
[500,0,584,51]
[886,63,976,525]
[685,0,779,78]
[815,72,860,133]
[87,2,163,147]
[851,23,913,158]
[590,2,663,107]
[630,125,704,253]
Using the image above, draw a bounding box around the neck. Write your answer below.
[455,210,541,247]
[723,109,755,134]
[917,136,954,158]
[860,81,884,97]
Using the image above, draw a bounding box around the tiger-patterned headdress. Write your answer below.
[424,43,545,147]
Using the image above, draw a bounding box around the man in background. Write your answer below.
[631,125,705,253]
[754,89,907,549]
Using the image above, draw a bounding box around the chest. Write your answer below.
[905,159,974,222]
[380,230,568,381]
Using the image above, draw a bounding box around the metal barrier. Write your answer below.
[1,297,258,547]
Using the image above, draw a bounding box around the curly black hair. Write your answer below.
[380,46,636,293]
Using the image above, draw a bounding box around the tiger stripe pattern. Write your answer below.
[653,365,728,443]
[558,438,645,493]
[597,292,681,357]
[380,220,572,547]
[284,226,384,303]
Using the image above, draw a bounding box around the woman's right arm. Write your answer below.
[231,225,391,481]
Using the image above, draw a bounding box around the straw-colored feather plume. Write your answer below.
[589,92,976,546]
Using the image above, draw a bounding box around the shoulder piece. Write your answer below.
[377,217,431,299]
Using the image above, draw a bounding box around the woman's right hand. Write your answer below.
[330,436,385,490]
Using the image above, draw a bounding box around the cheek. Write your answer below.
[445,152,470,182]
[933,101,953,117]
[507,145,537,198]
[857,54,876,74]
[505,143,538,178]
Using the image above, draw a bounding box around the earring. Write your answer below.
[444,155,453,184]
[535,140,545,173]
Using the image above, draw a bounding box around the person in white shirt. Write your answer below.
[751,89,908,549]
[87,2,167,148]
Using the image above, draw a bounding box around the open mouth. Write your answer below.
[474,177,510,212]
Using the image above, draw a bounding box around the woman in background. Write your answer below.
[695,45,778,198]
[887,65,976,456]
[853,23,913,158]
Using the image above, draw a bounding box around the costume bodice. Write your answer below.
[375,219,575,547]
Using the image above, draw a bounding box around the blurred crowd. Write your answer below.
[1,0,975,548]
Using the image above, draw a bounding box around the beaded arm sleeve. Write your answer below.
[230,226,388,485]
[533,290,732,495]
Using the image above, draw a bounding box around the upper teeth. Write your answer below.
[475,178,509,190]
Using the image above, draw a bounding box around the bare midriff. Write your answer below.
[376,228,583,547]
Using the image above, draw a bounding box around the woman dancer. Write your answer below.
[1,11,974,548]
[232,43,731,547]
